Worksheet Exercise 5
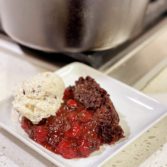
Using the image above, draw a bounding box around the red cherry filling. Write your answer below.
[56,140,78,159]
[32,126,48,143]
[67,99,77,108]
[65,123,81,138]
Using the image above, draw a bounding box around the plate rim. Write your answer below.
[57,62,167,106]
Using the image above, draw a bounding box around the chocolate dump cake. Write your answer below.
[21,76,124,159]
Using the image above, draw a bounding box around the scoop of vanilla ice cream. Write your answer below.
[13,72,65,124]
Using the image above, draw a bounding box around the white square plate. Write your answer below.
[0,62,166,167]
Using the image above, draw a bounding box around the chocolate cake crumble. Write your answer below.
[73,76,109,110]
[72,76,124,144]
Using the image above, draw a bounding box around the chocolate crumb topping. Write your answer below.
[73,76,109,110]
[71,76,124,143]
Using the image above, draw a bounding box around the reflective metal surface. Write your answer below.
[0,0,149,52]
[101,18,167,87]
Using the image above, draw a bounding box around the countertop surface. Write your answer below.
[0,39,167,167]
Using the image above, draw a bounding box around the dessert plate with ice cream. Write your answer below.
[0,62,166,167]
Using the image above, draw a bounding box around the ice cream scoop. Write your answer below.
[13,72,65,124]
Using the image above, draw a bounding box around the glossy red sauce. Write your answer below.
[21,82,125,159]
[21,88,102,159]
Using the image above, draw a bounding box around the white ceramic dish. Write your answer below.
[0,62,166,167]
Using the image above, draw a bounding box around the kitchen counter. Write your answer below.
[0,19,167,167]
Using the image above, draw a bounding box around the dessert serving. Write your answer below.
[13,73,124,159]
